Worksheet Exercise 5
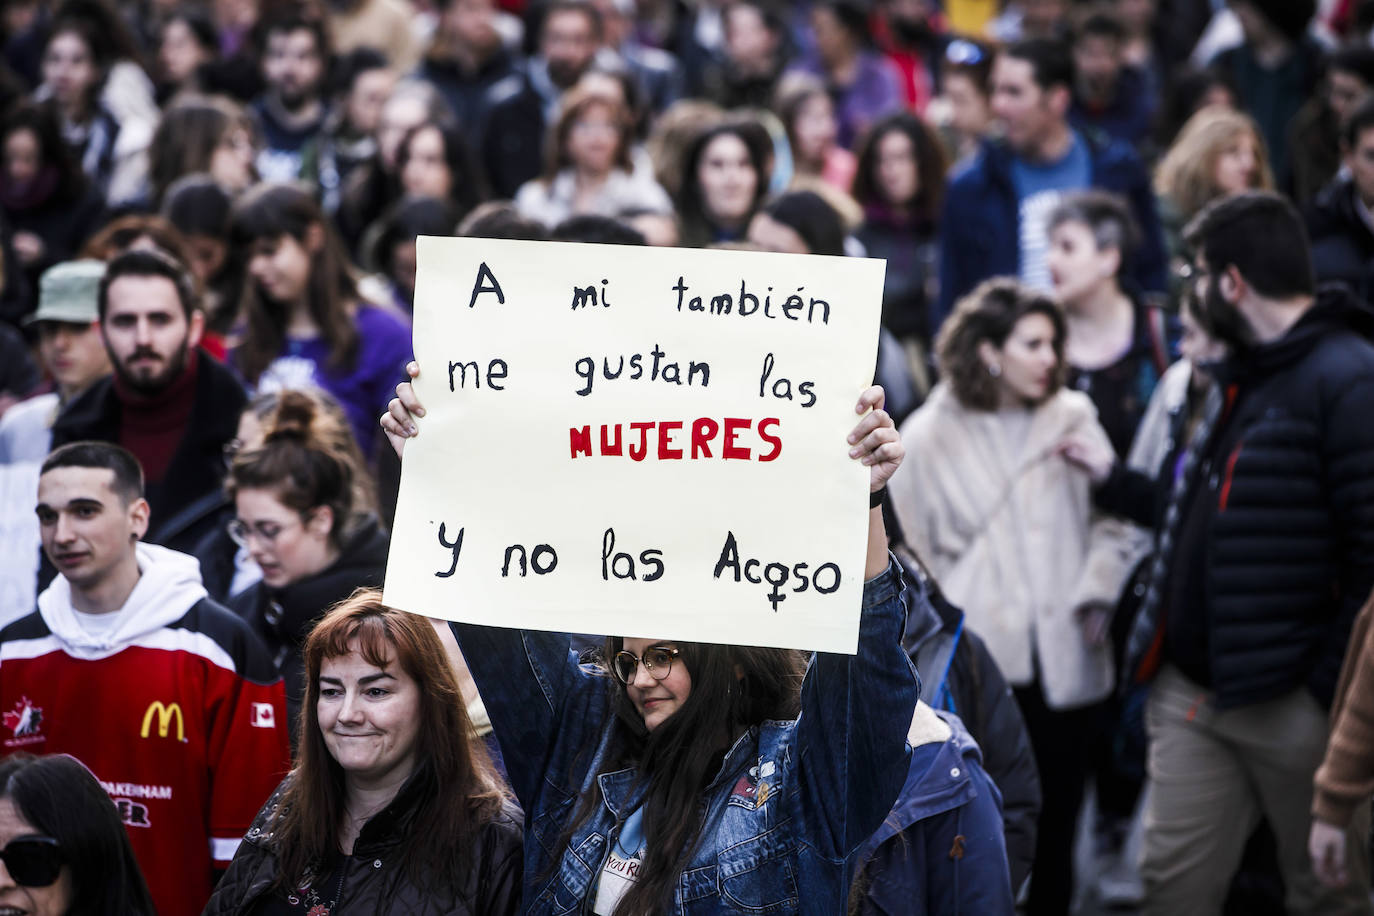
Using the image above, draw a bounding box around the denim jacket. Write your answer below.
[452,558,918,914]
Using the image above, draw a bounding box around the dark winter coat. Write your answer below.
[936,131,1168,331]
[229,517,390,735]
[1124,286,1374,710]
[50,353,245,555]
[1306,176,1374,302]
[418,49,521,157]
[851,709,1015,915]
[899,566,1041,892]
[480,71,548,199]
[203,768,524,916]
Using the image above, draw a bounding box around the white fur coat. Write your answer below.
[888,385,1137,709]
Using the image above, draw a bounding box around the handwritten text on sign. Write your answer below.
[383,237,884,653]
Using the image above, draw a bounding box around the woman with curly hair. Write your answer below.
[886,277,1134,916]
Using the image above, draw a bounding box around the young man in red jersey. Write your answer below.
[0,442,289,916]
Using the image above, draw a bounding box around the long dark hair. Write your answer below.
[147,96,255,205]
[553,640,807,914]
[851,111,947,228]
[1,104,88,206]
[396,120,487,222]
[0,753,156,916]
[230,182,361,384]
[268,590,509,893]
[675,120,772,247]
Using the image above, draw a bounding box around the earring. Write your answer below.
[987,363,1002,378]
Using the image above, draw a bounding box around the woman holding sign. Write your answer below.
[382,366,918,914]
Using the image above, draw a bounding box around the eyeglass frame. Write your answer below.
[611,645,682,684]
[0,835,63,887]
[226,512,312,548]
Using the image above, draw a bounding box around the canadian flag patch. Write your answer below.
[251,703,276,729]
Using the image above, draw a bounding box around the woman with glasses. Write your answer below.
[227,388,389,739]
[382,368,919,913]
[0,753,155,915]
[204,591,522,915]
[514,86,672,229]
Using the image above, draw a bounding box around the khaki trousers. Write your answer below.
[1141,664,1372,916]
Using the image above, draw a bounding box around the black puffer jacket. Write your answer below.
[204,768,524,916]
[1126,286,1374,710]
[229,518,390,735]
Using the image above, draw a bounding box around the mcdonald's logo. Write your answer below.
[140,702,185,742]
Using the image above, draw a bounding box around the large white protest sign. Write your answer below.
[383,236,884,653]
[0,463,40,627]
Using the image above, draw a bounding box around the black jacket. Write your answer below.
[1126,287,1374,710]
[49,353,245,554]
[900,565,1041,892]
[480,70,547,199]
[204,768,524,916]
[229,517,390,736]
[1306,176,1374,302]
[418,49,520,156]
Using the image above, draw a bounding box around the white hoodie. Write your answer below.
[38,543,210,660]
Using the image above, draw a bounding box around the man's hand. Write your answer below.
[1310,818,1349,887]
[381,361,424,458]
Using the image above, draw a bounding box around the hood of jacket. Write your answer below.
[37,542,208,658]
[262,516,390,646]
[1215,284,1374,385]
[863,703,984,850]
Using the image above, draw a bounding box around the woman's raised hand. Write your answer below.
[848,385,903,493]
[381,361,426,458]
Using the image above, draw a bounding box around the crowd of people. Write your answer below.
[2,0,1374,913]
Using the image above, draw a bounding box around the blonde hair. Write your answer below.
[1154,105,1274,220]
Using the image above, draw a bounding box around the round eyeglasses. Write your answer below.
[612,646,681,684]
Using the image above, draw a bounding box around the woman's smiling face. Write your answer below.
[619,639,692,732]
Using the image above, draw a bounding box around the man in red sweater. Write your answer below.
[0,442,289,916]
[50,248,246,555]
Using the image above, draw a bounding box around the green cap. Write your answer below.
[25,259,106,326]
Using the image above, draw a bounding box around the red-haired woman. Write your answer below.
[204,589,522,914]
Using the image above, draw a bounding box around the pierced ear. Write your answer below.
[977,339,1000,372]
[129,498,151,541]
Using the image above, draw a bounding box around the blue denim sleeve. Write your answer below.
[450,623,608,810]
[795,556,920,857]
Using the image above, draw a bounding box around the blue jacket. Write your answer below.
[452,560,918,914]
[851,708,1014,915]
[935,132,1168,332]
